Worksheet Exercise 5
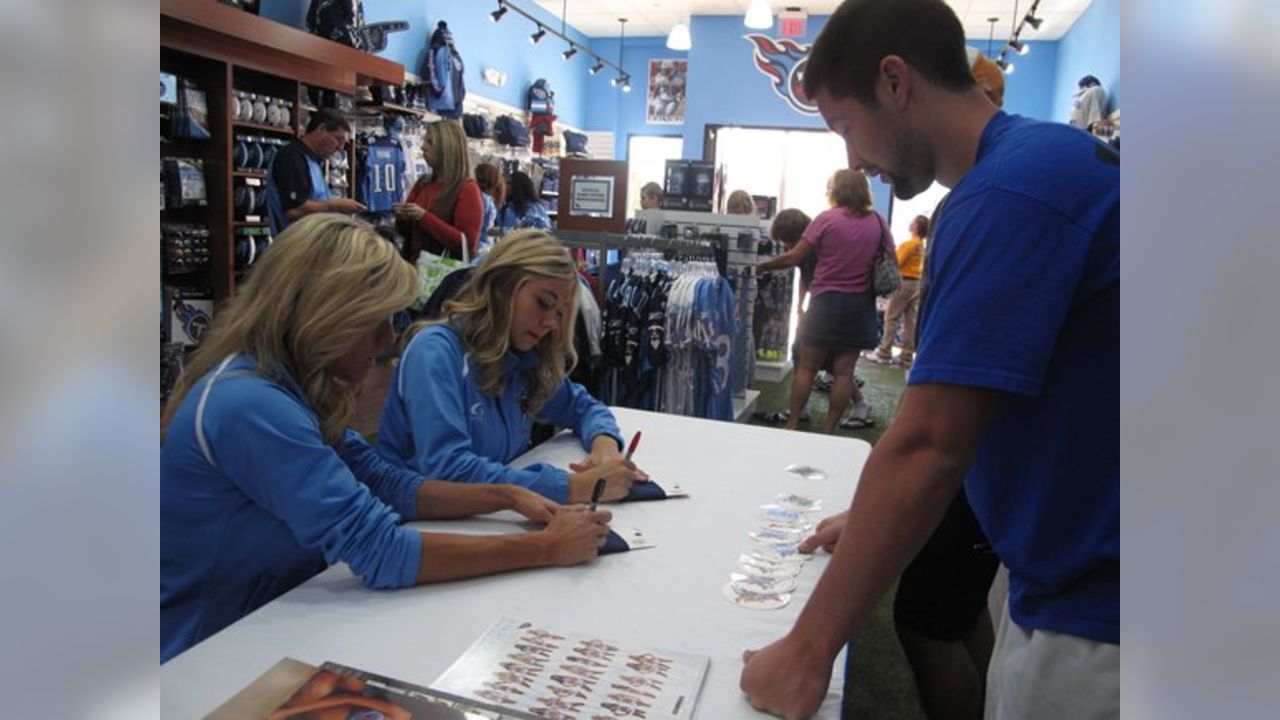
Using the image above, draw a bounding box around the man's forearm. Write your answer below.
[790,432,971,660]
[415,480,514,519]
[285,198,331,222]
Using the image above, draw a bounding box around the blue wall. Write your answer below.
[583,37,687,150]
[259,0,596,128]
[1051,0,1121,122]
[992,40,1059,121]
[683,15,829,159]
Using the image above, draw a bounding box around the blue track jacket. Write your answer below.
[161,354,423,662]
[377,324,622,502]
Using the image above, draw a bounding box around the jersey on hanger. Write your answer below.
[360,137,407,212]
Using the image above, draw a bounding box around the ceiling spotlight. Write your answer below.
[998,58,1016,74]
[563,46,578,60]
[490,2,508,23]
[589,59,605,75]
[530,25,547,44]
[611,75,621,87]
[1009,39,1029,55]
[1024,13,1043,31]
[621,74,632,92]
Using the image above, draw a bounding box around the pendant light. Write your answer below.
[613,18,629,91]
[667,22,691,51]
[744,0,773,30]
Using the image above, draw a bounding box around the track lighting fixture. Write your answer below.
[1009,39,1028,55]
[489,2,628,89]
[1024,12,1043,30]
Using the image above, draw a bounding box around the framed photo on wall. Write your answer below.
[647,58,687,125]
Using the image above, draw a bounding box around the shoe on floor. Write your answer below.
[838,402,875,430]
[865,350,894,365]
[812,371,834,393]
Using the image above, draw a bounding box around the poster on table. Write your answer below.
[432,616,710,720]
[647,59,687,125]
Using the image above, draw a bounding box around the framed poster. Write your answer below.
[569,175,616,218]
[647,58,687,125]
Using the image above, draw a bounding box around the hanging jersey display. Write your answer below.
[359,136,406,212]
[422,21,466,118]
[599,253,739,421]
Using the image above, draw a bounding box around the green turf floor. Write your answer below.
[747,359,926,719]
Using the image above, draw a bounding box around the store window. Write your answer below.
[626,135,683,217]
[711,126,848,219]
[888,181,948,243]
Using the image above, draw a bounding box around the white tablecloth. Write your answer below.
[161,408,871,718]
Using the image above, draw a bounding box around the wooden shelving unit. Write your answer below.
[161,0,405,302]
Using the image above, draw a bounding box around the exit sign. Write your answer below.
[779,8,807,37]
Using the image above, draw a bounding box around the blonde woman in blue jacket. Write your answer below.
[377,229,645,504]
[161,215,611,662]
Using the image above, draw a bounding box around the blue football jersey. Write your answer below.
[360,138,406,212]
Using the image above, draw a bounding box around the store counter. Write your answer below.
[161,408,871,718]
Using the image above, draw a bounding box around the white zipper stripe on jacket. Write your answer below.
[398,331,470,401]
[195,355,238,469]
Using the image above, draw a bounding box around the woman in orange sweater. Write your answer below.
[393,119,483,263]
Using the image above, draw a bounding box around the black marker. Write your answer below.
[589,478,606,511]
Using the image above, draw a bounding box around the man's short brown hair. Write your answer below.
[803,0,974,104]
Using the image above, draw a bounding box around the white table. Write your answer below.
[161,408,871,718]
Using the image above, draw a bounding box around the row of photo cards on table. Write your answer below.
[205,617,709,720]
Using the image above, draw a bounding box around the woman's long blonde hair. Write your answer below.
[431,229,578,416]
[161,214,418,445]
[426,119,472,221]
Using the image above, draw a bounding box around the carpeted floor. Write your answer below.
[747,358,927,719]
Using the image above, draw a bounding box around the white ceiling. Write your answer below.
[528,0,1092,41]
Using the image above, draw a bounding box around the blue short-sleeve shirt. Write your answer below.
[910,112,1120,644]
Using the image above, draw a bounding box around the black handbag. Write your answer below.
[871,214,902,296]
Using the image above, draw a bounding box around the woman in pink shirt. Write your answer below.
[756,169,892,433]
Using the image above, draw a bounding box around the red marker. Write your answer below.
[625,431,642,461]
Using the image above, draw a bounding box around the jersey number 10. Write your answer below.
[371,163,397,194]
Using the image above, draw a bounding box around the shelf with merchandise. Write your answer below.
[356,101,426,118]
[233,120,294,136]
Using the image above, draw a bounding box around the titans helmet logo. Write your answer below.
[744,34,819,116]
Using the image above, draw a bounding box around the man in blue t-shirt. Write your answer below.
[739,1,1118,718]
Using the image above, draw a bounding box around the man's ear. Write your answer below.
[877,55,911,111]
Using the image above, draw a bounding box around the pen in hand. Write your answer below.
[589,478,606,512]
[625,431,642,462]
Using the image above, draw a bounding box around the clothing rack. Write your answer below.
[555,230,728,301]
